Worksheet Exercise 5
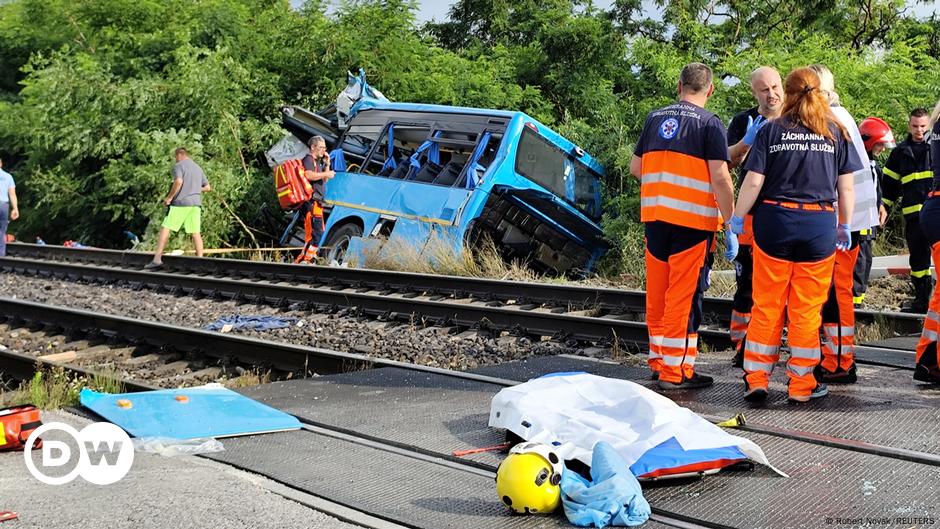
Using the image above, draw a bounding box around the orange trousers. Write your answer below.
[915,242,940,368]
[646,230,711,384]
[296,201,324,263]
[743,244,834,398]
[820,245,860,372]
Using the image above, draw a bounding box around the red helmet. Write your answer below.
[859,117,896,152]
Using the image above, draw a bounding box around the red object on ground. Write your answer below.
[0,405,43,452]
[0,511,18,522]
[452,442,511,457]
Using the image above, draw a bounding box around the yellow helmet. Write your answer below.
[495,442,564,514]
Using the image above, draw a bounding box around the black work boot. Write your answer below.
[914,343,940,384]
[814,363,858,384]
[902,276,932,313]
[658,372,714,390]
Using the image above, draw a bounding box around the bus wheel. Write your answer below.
[325,223,363,264]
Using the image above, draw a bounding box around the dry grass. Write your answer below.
[223,368,272,388]
[0,366,125,410]
[360,231,543,282]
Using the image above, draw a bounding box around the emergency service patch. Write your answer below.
[659,118,679,139]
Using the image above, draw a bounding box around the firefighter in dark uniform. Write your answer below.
[883,108,933,312]
[630,62,737,390]
[730,67,862,403]
[854,117,897,306]
[913,101,940,384]
[726,66,784,366]
[296,135,334,263]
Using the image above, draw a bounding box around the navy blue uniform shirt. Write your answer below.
[744,116,863,204]
[633,101,730,163]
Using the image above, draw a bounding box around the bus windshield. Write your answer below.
[514,128,602,221]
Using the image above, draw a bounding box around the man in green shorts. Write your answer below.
[145,148,211,269]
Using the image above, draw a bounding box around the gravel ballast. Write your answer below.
[0,273,586,373]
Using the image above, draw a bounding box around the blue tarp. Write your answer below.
[80,386,301,440]
[204,315,298,332]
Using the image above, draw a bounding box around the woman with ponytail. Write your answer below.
[912,99,940,384]
[728,67,862,403]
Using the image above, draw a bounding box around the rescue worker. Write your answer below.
[296,135,334,264]
[913,99,940,384]
[854,117,897,306]
[883,108,933,313]
[810,64,879,384]
[726,66,784,365]
[630,62,737,390]
[730,67,861,403]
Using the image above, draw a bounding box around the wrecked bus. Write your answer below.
[278,97,609,275]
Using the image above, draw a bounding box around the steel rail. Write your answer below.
[0,256,727,347]
[5,243,924,334]
[2,298,936,483]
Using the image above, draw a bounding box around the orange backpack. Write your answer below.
[274,159,313,210]
[0,405,43,452]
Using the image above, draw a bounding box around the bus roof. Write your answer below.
[350,98,520,119]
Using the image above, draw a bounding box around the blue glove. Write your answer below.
[836,223,851,251]
[725,229,739,261]
[729,215,746,235]
[742,115,766,146]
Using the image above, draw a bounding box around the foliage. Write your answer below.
[0,0,937,276]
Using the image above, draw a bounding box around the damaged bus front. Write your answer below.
[277,94,609,275]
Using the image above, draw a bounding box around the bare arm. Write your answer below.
[164,179,183,206]
[629,155,642,181]
[728,140,750,170]
[707,160,735,223]
[837,172,855,225]
[8,187,18,220]
[201,183,212,192]
[305,157,334,182]
[733,170,765,218]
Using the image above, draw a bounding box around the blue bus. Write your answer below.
[279,98,609,275]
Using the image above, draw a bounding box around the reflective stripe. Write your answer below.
[883,167,901,181]
[823,325,854,337]
[900,170,933,184]
[921,329,938,342]
[903,204,923,215]
[881,197,895,207]
[648,351,663,360]
[743,359,774,372]
[789,346,820,360]
[649,335,664,345]
[640,196,720,219]
[644,171,713,194]
[745,340,778,355]
[662,355,694,367]
[730,329,747,340]
[730,313,749,324]
[852,295,865,304]
[661,336,695,349]
[787,364,816,376]
[911,268,931,278]
[926,311,940,323]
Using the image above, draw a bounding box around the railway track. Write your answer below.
[1,243,927,353]
[3,297,937,529]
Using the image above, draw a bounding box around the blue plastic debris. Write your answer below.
[80,385,301,440]
[561,441,651,527]
[204,315,298,332]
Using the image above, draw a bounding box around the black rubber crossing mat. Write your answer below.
[232,365,940,528]
[863,335,921,351]
[206,428,675,529]
[471,353,940,456]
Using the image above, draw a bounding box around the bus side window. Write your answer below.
[339,126,380,174]
[364,124,430,179]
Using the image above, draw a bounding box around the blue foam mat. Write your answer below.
[80,386,301,439]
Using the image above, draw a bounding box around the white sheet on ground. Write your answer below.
[489,373,787,477]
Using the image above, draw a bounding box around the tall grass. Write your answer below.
[0,366,125,410]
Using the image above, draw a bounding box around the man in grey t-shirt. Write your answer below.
[145,148,211,269]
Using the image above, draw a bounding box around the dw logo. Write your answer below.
[23,422,134,485]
